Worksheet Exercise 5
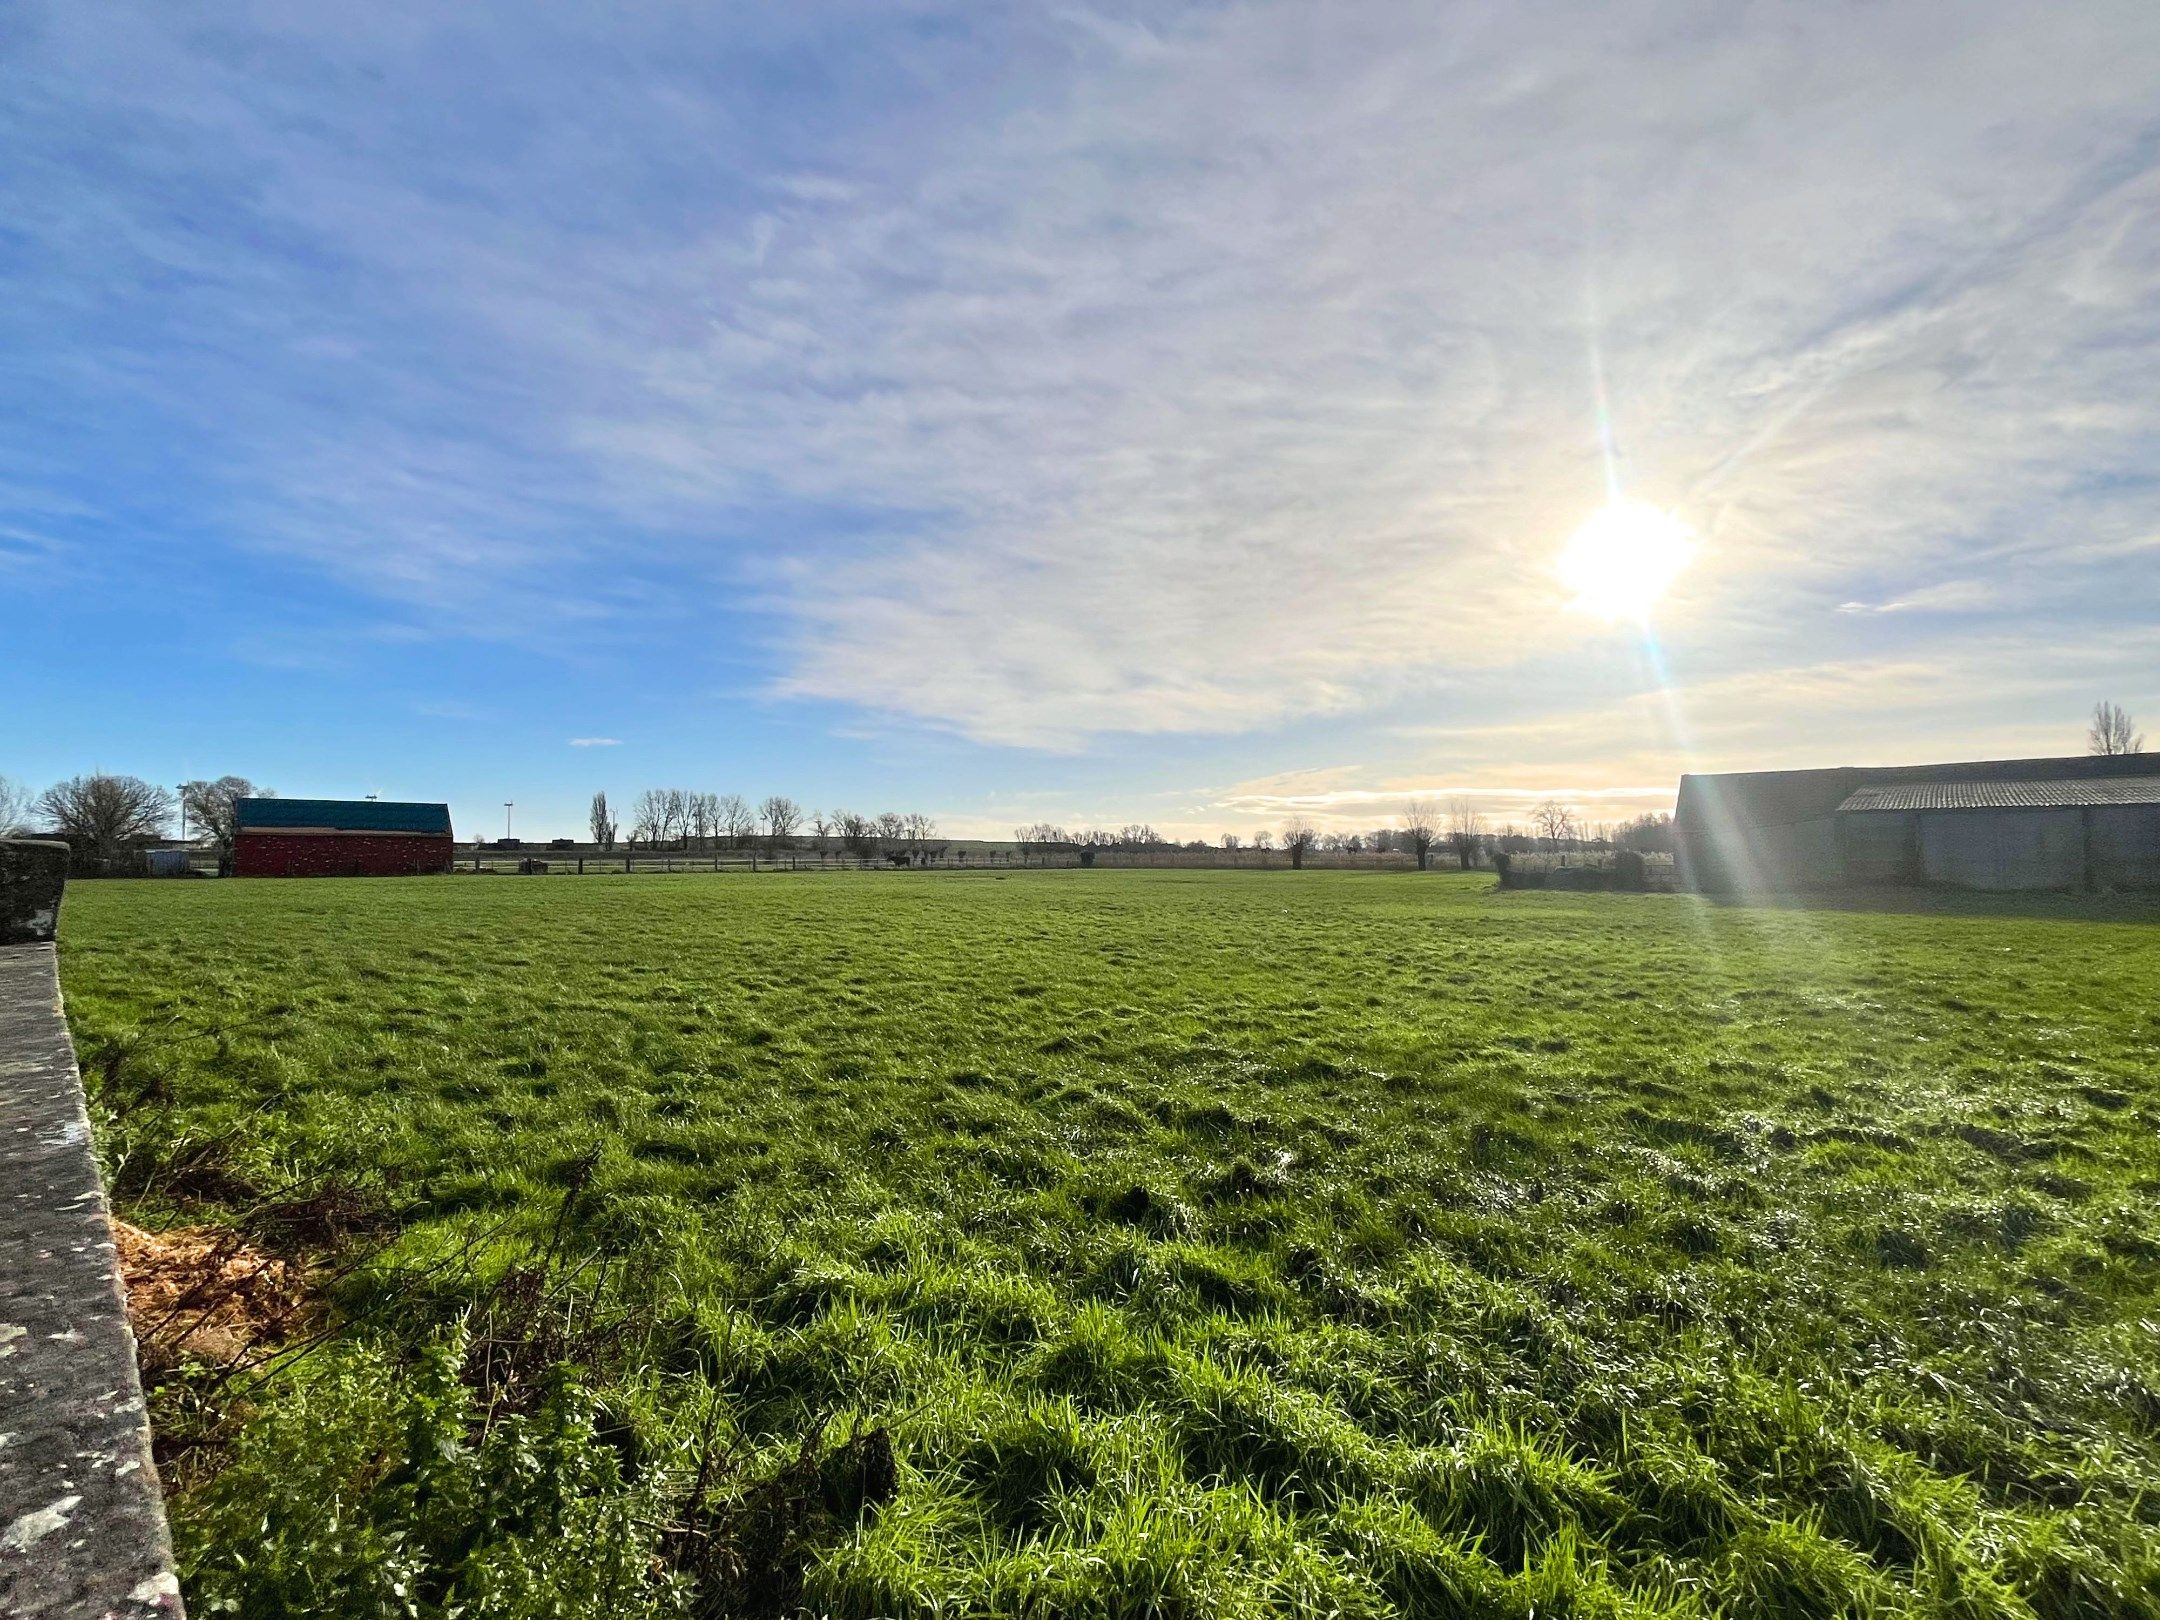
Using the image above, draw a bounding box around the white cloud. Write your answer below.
[13,2,2160,758]
[568,737,621,747]
[0,525,65,569]
[619,4,2160,745]
[1836,581,2005,615]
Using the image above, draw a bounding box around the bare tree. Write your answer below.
[1281,816,1318,870]
[589,790,618,850]
[810,811,831,846]
[1014,822,1068,863]
[835,811,876,857]
[38,774,172,871]
[1220,833,1241,851]
[630,789,667,845]
[705,793,745,849]
[1252,828,1274,850]
[1532,799,1576,846]
[2090,700,2145,756]
[761,795,803,849]
[658,788,692,846]
[1401,797,1438,870]
[0,774,31,837]
[903,811,936,849]
[180,776,269,863]
[1444,796,1484,870]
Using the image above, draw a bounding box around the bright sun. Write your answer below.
[1557,498,1696,621]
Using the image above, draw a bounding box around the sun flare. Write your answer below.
[1557,499,1695,621]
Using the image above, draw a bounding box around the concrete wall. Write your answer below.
[1677,755,2160,894]
[1836,805,2160,892]
[1837,811,1917,885]
[0,945,182,1617]
[1918,808,2085,891]
[1673,794,1844,893]
[1673,767,1866,893]
[2088,805,2160,890]
[1678,814,1842,893]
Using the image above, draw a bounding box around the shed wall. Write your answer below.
[235,832,453,877]
[1917,809,2083,891]
[2088,805,2160,889]
[1676,815,1841,892]
[1837,813,1916,885]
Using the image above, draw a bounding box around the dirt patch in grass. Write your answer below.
[113,1218,314,1374]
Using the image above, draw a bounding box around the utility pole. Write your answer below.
[504,802,514,840]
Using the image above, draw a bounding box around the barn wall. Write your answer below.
[1675,770,1859,892]
[1682,758,2160,894]
[1917,809,2084,891]
[2088,805,2160,889]
[1837,812,1915,884]
[235,833,453,877]
[1677,815,1842,891]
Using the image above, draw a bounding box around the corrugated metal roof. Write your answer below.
[1838,778,2160,813]
[234,798,453,835]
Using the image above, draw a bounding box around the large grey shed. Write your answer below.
[1675,753,2160,893]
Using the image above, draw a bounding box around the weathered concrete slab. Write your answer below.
[0,944,181,1618]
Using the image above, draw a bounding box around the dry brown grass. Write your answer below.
[113,1218,313,1372]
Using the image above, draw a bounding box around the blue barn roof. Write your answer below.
[234,798,453,836]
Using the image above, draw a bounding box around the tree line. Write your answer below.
[1016,800,1675,870]
[588,791,940,859]
[0,773,1670,877]
[12,699,2129,879]
[0,772,269,873]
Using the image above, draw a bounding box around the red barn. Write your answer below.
[233,798,455,877]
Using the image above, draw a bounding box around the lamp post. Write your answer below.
[504,802,514,840]
[176,784,188,847]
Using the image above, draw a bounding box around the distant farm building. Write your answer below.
[1676,754,2160,893]
[233,798,455,878]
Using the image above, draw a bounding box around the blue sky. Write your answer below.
[5,2,2158,839]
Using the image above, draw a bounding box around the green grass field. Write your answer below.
[58,871,2160,1618]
